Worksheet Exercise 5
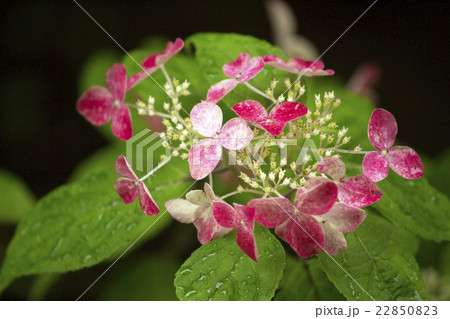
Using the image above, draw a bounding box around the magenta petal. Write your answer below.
[105,63,127,101]
[320,223,347,255]
[115,155,138,180]
[231,100,268,123]
[142,53,158,69]
[286,214,324,258]
[275,221,288,242]
[193,212,219,244]
[317,157,346,181]
[190,102,223,137]
[206,79,238,103]
[388,146,424,179]
[290,58,324,71]
[248,198,293,227]
[111,103,133,140]
[237,225,258,262]
[269,102,308,123]
[238,56,265,82]
[155,38,184,66]
[188,139,222,180]
[295,179,338,215]
[76,86,114,126]
[258,122,287,136]
[322,203,366,233]
[137,181,159,216]
[338,174,383,207]
[114,178,138,204]
[126,67,158,91]
[223,52,250,78]
[368,108,398,151]
[362,151,389,182]
[213,202,240,228]
[263,54,297,73]
[219,118,254,150]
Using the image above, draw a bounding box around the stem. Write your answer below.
[331,148,368,155]
[220,189,264,200]
[209,173,213,188]
[139,156,172,182]
[244,82,277,103]
[160,65,174,93]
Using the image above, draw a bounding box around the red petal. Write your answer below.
[76,86,114,126]
[388,146,424,179]
[190,102,223,137]
[105,63,127,101]
[295,178,338,215]
[188,139,222,180]
[321,203,366,233]
[274,221,288,241]
[290,58,324,71]
[213,202,240,228]
[317,157,346,181]
[258,122,286,136]
[247,198,293,227]
[234,204,255,230]
[237,225,258,262]
[223,52,250,78]
[231,100,268,123]
[137,181,159,216]
[114,178,138,204]
[193,212,219,244]
[238,56,264,82]
[286,214,324,258]
[142,52,159,69]
[269,102,308,123]
[155,38,184,66]
[338,174,383,207]
[206,79,238,103]
[111,103,133,140]
[219,118,254,150]
[115,155,138,180]
[368,108,398,151]
[263,54,298,73]
[362,151,389,182]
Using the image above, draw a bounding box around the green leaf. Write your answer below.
[186,32,302,117]
[0,159,191,293]
[0,169,35,224]
[373,173,450,242]
[275,256,344,301]
[318,213,429,301]
[98,253,179,301]
[174,224,285,300]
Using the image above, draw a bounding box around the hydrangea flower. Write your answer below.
[127,38,184,90]
[231,99,308,136]
[113,155,159,215]
[77,63,132,140]
[248,178,338,257]
[213,202,258,261]
[263,54,334,76]
[165,183,230,244]
[313,202,366,254]
[362,108,424,182]
[189,102,254,180]
[317,157,382,207]
[206,52,264,103]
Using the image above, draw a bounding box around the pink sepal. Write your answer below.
[338,174,383,207]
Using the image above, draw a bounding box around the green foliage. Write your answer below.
[0,161,191,293]
[318,213,429,301]
[98,253,179,301]
[174,225,285,301]
[186,32,302,118]
[275,256,344,301]
[0,169,35,224]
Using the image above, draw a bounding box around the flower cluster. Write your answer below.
[77,39,424,262]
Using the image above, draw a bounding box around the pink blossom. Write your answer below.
[189,102,254,180]
[206,79,238,103]
[113,155,159,216]
[213,202,258,261]
[314,202,366,254]
[248,178,338,257]
[362,108,424,182]
[165,183,231,244]
[317,157,382,207]
[263,54,334,76]
[77,63,132,140]
[127,38,184,90]
[231,99,308,136]
[223,52,265,82]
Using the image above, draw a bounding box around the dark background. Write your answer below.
[0,0,449,198]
